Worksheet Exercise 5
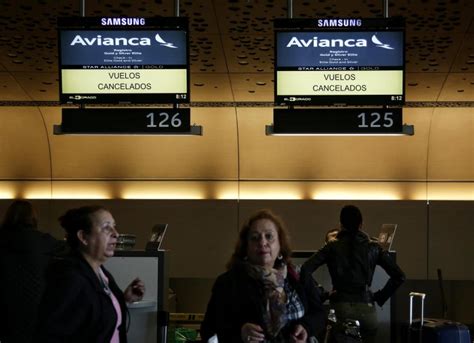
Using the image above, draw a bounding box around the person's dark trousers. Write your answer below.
[331,301,378,343]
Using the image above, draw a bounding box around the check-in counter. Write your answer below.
[292,250,398,343]
[105,250,169,343]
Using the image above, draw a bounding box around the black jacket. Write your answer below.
[200,262,325,342]
[36,253,128,343]
[301,229,405,306]
[0,226,67,343]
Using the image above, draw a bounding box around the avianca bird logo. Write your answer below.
[155,34,178,48]
[371,35,394,50]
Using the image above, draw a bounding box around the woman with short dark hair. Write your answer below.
[36,206,145,343]
[0,199,38,231]
[201,209,325,343]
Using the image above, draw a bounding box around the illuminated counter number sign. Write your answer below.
[273,108,403,134]
[59,108,191,134]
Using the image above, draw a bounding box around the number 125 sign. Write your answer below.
[273,108,403,134]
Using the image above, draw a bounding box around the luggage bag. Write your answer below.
[408,292,471,343]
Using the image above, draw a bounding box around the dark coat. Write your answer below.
[36,253,128,343]
[301,229,405,306]
[0,226,67,343]
[200,262,325,343]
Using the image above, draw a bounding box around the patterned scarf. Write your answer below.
[246,263,288,339]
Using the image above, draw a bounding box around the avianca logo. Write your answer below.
[371,34,394,49]
[69,34,178,48]
[286,37,367,48]
[285,34,395,49]
[154,34,178,48]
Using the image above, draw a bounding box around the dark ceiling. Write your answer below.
[0,0,473,104]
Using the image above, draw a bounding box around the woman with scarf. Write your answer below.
[201,209,325,343]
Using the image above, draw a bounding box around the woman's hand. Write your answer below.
[290,324,308,343]
[124,277,145,303]
[241,323,265,342]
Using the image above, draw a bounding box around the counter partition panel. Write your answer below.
[105,250,169,343]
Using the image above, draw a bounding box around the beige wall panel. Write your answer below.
[238,108,431,181]
[405,73,446,102]
[428,201,474,280]
[230,73,273,102]
[0,181,51,199]
[238,200,427,279]
[428,182,474,201]
[214,2,284,34]
[239,181,429,201]
[41,200,238,278]
[179,0,219,34]
[450,34,474,72]
[170,278,215,313]
[447,282,474,325]
[428,108,474,180]
[190,74,233,102]
[190,34,227,73]
[438,74,474,101]
[221,34,273,74]
[48,180,238,200]
[358,201,429,280]
[41,107,238,180]
[405,33,465,73]
[0,73,30,100]
[0,107,51,179]
[12,72,58,102]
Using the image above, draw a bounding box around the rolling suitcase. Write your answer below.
[408,292,471,343]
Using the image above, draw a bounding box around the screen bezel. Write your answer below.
[274,18,405,106]
[57,17,190,105]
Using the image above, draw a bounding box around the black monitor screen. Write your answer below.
[274,18,405,106]
[58,17,189,104]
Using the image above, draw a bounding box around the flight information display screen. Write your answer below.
[58,17,189,104]
[274,18,405,106]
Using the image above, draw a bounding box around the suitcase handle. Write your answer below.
[409,292,426,325]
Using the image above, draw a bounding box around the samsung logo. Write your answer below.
[101,17,146,26]
[286,37,367,48]
[317,19,362,27]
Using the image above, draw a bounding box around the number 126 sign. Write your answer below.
[60,108,191,134]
